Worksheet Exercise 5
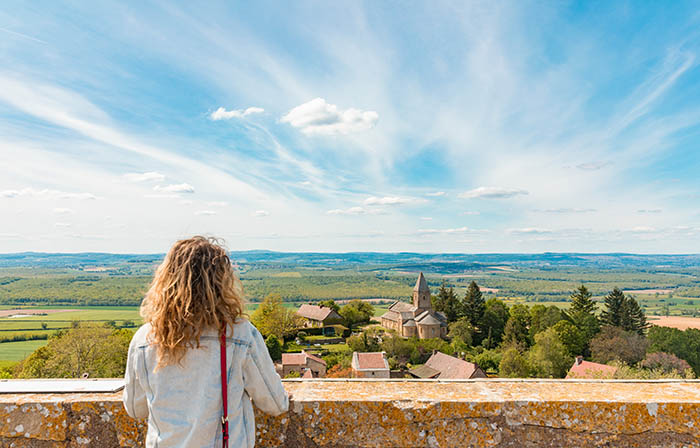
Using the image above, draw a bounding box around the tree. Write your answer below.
[551,320,585,357]
[339,300,375,328]
[529,305,564,341]
[251,294,302,339]
[461,281,485,326]
[600,288,626,327]
[477,299,509,347]
[499,346,531,378]
[318,300,340,313]
[621,296,649,335]
[326,364,352,378]
[570,284,596,314]
[647,327,700,376]
[448,318,473,352]
[503,304,530,347]
[16,325,131,378]
[641,352,692,375]
[432,281,460,323]
[590,326,648,366]
[528,328,572,378]
[567,310,600,356]
[40,322,48,330]
[265,335,282,361]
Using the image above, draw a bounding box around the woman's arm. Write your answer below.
[242,326,289,416]
[123,337,149,419]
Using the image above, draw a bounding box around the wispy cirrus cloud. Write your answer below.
[459,187,528,200]
[364,196,423,206]
[326,206,385,215]
[253,210,270,217]
[210,106,264,120]
[0,188,98,200]
[281,98,378,135]
[124,172,165,182]
[194,210,217,216]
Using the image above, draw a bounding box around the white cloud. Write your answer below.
[54,222,71,228]
[0,188,98,200]
[327,207,371,215]
[533,208,596,214]
[195,210,217,216]
[364,196,421,206]
[637,209,662,214]
[153,183,195,194]
[124,172,165,182]
[630,226,656,233]
[253,210,270,217]
[426,191,446,197]
[52,208,74,215]
[459,187,528,199]
[460,211,480,216]
[509,228,553,234]
[576,161,610,171]
[281,98,378,135]
[144,194,180,199]
[206,201,228,207]
[417,227,473,234]
[210,106,264,120]
[420,217,433,221]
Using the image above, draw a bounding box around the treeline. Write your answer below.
[0,275,149,305]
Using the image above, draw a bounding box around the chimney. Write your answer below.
[576,356,583,365]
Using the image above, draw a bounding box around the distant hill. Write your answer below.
[0,251,698,270]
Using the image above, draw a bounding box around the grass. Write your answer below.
[0,340,48,361]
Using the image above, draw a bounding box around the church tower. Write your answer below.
[412,272,431,312]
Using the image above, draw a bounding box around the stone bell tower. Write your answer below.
[412,272,431,312]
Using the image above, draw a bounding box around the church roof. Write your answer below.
[414,272,430,292]
[416,313,442,326]
[402,319,416,327]
[380,310,401,322]
[389,301,417,313]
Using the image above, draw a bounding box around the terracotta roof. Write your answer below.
[409,364,440,379]
[353,352,389,370]
[302,369,314,378]
[424,352,485,379]
[566,359,617,379]
[414,272,430,292]
[296,304,341,322]
[282,351,326,367]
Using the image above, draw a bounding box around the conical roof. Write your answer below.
[414,272,429,292]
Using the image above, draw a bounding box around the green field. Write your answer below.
[0,340,50,361]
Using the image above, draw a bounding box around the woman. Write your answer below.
[123,236,289,447]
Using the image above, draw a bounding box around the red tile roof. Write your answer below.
[282,351,326,367]
[566,359,618,379]
[354,352,389,370]
[424,352,486,379]
[296,304,341,322]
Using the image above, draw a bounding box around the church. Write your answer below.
[380,272,448,339]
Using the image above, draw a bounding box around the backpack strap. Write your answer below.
[220,328,229,447]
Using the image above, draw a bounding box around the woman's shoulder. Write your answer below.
[230,317,259,340]
[130,323,153,346]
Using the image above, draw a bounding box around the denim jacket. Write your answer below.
[123,319,289,448]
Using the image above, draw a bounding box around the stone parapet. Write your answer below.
[0,379,698,447]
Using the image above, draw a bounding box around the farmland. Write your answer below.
[0,251,698,363]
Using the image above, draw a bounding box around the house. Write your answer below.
[281,351,327,378]
[409,351,488,379]
[351,352,390,378]
[296,304,344,328]
[566,356,618,379]
[380,273,447,339]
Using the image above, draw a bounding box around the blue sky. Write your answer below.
[1,1,700,253]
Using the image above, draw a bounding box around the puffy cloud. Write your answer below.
[210,106,264,120]
[253,210,270,217]
[54,222,72,228]
[206,201,228,207]
[53,208,74,215]
[417,227,474,234]
[195,210,217,216]
[364,196,422,206]
[0,188,98,200]
[153,183,195,194]
[459,187,528,199]
[124,172,165,182]
[281,98,378,135]
[426,191,446,197]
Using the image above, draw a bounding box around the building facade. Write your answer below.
[380,272,447,339]
[351,352,390,378]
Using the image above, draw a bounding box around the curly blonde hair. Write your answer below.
[141,236,245,368]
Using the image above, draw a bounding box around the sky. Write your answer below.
[1,1,700,254]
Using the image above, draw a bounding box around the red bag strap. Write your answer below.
[220,328,229,447]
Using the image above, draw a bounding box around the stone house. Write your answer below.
[296,304,344,328]
[351,352,390,378]
[281,351,327,378]
[380,273,447,339]
[409,351,487,379]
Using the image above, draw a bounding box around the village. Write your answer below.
[273,273,616,380]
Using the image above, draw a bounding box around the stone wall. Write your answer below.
[0,379,699,447]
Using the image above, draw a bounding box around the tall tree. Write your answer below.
[503,304,530,347]
[528,327,572,378]
[600,288,626,327]
[318,300,340,313]
[432,281,460,323]
[251,294,302,339]
[570,285,596,314]
[622,296,649,335]
[476,298,509,346]
[461,281,485,326]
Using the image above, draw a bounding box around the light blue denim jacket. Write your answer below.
[123,319,289,448]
